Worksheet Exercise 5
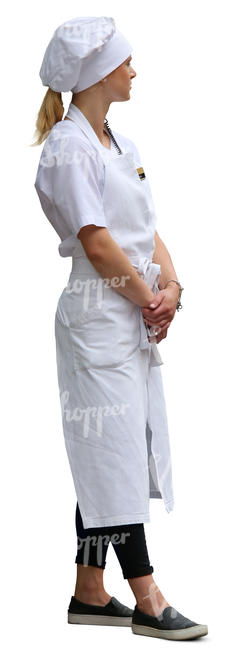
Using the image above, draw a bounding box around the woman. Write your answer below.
[33,16,208,641]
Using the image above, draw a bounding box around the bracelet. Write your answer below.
[164,279,184,311]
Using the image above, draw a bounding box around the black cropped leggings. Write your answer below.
[75,503,154,580]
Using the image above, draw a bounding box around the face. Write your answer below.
[104,55,136,102]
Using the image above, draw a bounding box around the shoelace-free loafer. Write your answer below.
[68,595,133,626]
[131,604,208,640]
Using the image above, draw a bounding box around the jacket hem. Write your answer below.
[81,512,151,528]
[149,492,174,512]
[164,499,174,513]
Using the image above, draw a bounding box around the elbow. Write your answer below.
[87,246,105,263]
[78,239,105,262]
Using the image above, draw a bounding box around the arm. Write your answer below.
[77,225,156,308]
[140,229,181,332]
[152,230,180,299]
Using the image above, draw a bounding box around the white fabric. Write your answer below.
[36,106,174,528]
[34,102,142,257]
[39,16,132,93]
[34,103,174,527]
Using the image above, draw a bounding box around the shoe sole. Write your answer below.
[131,622,208,640]
[68,612,132,626]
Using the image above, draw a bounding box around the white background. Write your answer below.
[1,0,237,647]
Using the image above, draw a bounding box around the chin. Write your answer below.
[113,90,131,102]
[114,96,129,103]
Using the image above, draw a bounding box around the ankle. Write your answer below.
[74,585,111,606]
[136,585,170,617]
[75,581,104,596]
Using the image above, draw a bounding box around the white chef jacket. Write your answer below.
[34,103,143,257]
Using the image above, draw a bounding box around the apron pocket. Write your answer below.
[69,296,140,372]
[60,275,140,371]
[69,307,109,371]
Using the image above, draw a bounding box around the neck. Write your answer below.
[71,90,111,140]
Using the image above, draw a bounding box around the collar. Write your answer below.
[64,102,112,155]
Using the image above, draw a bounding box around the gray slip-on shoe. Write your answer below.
[68,595,133,626]
[131,604,208,640]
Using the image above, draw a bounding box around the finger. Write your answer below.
[142,306,164,318]
[142,307,170,320]
[155,325,169,343]
[144,317,171,329]
[143,312,165,324]
[143,315,164,324]
[156,333,164,343]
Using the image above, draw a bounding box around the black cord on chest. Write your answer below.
[104,119,122,155]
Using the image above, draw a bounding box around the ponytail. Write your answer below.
[31,88,64,146]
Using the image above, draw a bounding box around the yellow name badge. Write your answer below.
[136,166,146,180]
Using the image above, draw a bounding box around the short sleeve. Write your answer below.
[35,133,107,238]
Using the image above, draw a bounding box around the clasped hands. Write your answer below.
[141,284,180,343]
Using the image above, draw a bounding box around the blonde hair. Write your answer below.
[31,88,64,146]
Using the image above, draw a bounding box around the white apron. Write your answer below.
[55,120,174,528]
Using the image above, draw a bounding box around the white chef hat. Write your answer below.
[39,16,133,93]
